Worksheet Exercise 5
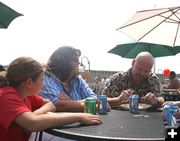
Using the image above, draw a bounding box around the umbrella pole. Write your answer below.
[153,58,156,73]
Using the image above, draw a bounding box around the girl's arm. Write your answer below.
[33,99,56,115]
[15,112,102,131]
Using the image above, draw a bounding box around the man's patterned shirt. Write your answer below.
[102,69,161,98]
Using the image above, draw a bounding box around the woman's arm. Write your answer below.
[55,90,86,112]
[55,99,85,112]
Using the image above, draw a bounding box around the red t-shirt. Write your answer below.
[0,86,44,141]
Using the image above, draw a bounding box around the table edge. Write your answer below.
[45,128,165,141]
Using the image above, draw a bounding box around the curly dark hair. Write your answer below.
[46,46,81,82]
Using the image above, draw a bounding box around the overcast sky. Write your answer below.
[1,0,180,73]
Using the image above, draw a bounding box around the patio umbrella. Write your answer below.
[173,46,180,55]
[108,42,177,58]
[116,6,180,47]
[0,2,23,28]
[108,42,178,72]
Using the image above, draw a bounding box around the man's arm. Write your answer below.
[142,92,164,107]
[102,73,123,97]
[142,73,165,107]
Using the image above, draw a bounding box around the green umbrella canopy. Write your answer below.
[108,42,177,59]
[173,46,180,55]
[0,2,23,28]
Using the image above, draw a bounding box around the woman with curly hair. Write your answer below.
[40,46,97,112]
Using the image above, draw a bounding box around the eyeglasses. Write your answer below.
[71,57,79,63]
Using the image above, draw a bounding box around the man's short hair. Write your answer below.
[170,71,176,78]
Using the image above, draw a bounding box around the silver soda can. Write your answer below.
[129,95,139,113]
[98,95,107,114]
[84,98,97,115]
[163,104,179,127]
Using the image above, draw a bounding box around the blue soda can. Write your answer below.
[129,95,139,113]
[84,98,97,115]
[163,104,180,127]
[98,95,107,114]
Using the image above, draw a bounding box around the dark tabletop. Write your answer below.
[45,109,165,141]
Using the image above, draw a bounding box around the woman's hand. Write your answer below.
[59,93,71,101]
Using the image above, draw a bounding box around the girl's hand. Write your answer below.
[79,113,103,125]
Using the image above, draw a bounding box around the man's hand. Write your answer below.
[117,89,134,104]
[107,89,134,107]
[142,92,158,105]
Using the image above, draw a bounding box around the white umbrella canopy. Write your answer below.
[117,6,180,47]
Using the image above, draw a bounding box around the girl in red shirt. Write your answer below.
[0,57,102,141]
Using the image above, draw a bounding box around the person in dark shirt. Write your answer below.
[167,71,180,89]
